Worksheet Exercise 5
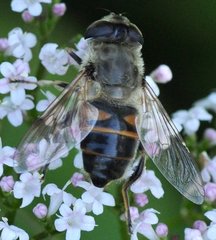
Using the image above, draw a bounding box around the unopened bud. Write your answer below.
[22,10,34,22]
[156,223,168,237]
[134,193,148,207]
[52,3,66,17]
[150,64,172,83]
[0,176,15,192]
[71,172,84,187]
[33,203,48,219]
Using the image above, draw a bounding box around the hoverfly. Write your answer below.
[14,13,204,232]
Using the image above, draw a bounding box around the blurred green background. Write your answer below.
[0,0,215,239]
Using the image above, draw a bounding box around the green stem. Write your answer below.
[31,220,58,240]
[4,209,17,224]
[31,231,49,240]
[0,191,20,224]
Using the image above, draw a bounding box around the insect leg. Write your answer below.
[122,152,145,234]
[40,163,50,181]
[67,49,82,65]
[56,82,69,89]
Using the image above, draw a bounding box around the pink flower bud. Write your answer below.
[71,172,84,187]
[193,220,207,233]
[129,206,139,221]
[204,182,216,202]
[22,10,34,22]
[0,176,15,192]
[134,193,149,207]
[33,203,47,219]
[150,64,173,83]
[0,38,8,51]
[204,128,216,145]
[52,3,66,17]
[156,223,168,237]
[14,59,30,75]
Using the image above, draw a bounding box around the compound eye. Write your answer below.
[128,26,144,45]
[85,21,114,39]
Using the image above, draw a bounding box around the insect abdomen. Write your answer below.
[81,99,139,188]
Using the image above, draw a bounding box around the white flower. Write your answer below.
[77,181,115,215]
[73,148,84,169]
[0,95,34,127]
[204,224,216,240]
[42,182,76,216]
[172,106,212,135]
[36,90,56,112]
[184,228,203,240]
[13,172,41,208]
[23,138,68,172]
[39,43,69,75]
[0,138,15,176]
[131,208,159,240]
[130,170,164,199]
[0,217,29,240]
[201,155,216,183]
[203,210,216,240]
[195,92,216,113]
[54,200,96,240]
[6,28,37,61]
[205,209,216,223]
[75,38,88,58]
[11,0,51,16]
[69,38,88,66]
[48,158,63,170]
[0,60,37,105]
[204,182,216,202]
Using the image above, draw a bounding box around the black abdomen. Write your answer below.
[81,99,139,187]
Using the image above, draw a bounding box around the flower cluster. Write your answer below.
[0,59,36,126]
[11,171,115,240]
[0,14,38,126]
[184,210,216,239]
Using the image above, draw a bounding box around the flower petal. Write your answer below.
[66,228,80,240]
[11,0,27,12]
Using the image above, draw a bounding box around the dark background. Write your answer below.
[2,0,216,113]
[62,0,216,113]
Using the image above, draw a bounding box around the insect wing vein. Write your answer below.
[14,72,99,173]
[136,80,204,204]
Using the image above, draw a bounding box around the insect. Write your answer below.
[14,13,204,233]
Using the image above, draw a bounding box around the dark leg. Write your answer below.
[40,163,49,182]
[57,82,69,89]
[67,50,82,65]
[122,154,145,234]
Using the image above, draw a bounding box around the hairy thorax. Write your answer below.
[83,42,144,100]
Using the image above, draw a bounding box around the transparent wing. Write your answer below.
[14,71,99,173]
[136,80,204,204]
